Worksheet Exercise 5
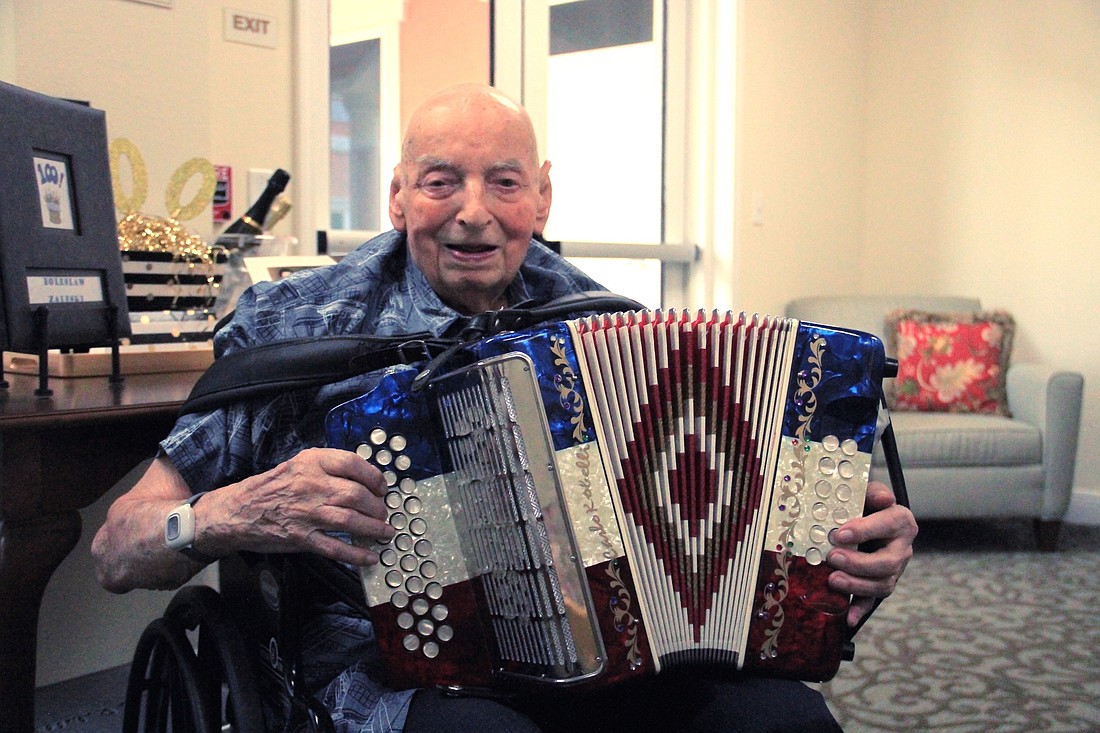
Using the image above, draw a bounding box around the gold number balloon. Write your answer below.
[165,157,217,221]
[108,138,148,214]
[109,138,215,223]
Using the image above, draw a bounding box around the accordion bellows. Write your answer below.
[325,310,887,690]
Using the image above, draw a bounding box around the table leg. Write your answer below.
[0,510,81,733]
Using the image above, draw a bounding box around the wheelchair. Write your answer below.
[123,551,367,733]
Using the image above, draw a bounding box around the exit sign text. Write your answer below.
[224,8,276,48]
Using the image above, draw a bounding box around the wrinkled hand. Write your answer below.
[205,447,393,567]
[826,480,918,626]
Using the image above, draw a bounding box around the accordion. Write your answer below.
[325,310,888,691]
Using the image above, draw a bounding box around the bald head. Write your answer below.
[388,83,553,315]
[400,83,541,173]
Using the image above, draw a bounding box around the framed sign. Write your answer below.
[0,81,130,352]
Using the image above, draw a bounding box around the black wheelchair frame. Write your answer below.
[123,552,368,733]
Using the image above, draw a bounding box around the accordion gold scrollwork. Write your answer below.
[760,335,826,661]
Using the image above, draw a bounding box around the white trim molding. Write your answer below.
[292,1,330,254]
[1067,488,1100,527]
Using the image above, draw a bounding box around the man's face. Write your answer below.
[389,95,551,315]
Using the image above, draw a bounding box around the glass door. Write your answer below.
[496,0,691,308]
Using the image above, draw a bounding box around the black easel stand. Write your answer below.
[29,305,124,397]
[34,305,53,397]
[106,304,124,386]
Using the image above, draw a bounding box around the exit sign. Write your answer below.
[223,8,276,48]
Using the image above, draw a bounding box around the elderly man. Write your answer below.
[94,83,916,733]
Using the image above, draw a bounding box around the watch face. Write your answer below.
[166,513,182,542]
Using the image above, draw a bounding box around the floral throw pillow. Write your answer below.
[884,309,1015,416]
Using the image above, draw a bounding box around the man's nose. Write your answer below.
[455,181,492,229]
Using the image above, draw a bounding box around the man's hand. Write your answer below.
[199,447,395,567]
[826,480,918,626]
[92,448,394,594]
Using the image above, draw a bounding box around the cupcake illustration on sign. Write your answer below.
[35,156,75,230]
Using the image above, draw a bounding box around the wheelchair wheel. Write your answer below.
[124,585,265,733]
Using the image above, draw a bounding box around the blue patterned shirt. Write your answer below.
[160,230,604,732]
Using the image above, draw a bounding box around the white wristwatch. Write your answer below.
[164,492,218,564]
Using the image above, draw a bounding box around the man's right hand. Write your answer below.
[92,448,393,593]
[199,447,394,566]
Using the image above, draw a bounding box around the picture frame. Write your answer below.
[243,255,337,284]
[0,81,130,353]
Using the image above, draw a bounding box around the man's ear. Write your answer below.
[535,160,553,235]
[388,167,406,231]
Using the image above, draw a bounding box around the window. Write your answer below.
[499,0,691,308]
[329,39,380,232]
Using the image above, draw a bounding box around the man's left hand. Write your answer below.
[826,480,918,626]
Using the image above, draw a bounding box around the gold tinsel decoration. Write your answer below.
[117,211,224,313]
[117,210,213,261]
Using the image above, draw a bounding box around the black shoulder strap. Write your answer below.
[179,334,452,416]
[179,291,645,416]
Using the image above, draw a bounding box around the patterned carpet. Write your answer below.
[821,519,1100,733]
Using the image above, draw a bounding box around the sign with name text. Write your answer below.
[26,271,104,305]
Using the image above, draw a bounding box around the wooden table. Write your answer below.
[0,369,201,733]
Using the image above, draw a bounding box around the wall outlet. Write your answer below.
[248,168,274,206]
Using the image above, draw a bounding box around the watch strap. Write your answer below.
[173,492,220,565]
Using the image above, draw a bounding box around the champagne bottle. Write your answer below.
[216,168,290,248]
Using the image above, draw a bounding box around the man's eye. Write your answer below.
[419,177,457,193]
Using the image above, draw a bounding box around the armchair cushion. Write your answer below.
[883,411,1040,468]
[885,309,1015,416]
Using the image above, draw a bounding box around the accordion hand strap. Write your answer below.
[489,291,645,333]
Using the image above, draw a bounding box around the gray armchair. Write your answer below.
[785,295,1084,550]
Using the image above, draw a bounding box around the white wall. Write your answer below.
[735,0,870,315]
[2,0,296,244]
[732,0,1099,524]
[860,1,1100,519]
